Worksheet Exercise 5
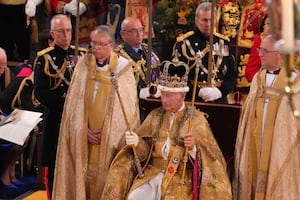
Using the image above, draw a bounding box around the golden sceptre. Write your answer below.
[180,58,201,184]
[74,0,80,64]
[180,0,217,184]
[110,70,144,178]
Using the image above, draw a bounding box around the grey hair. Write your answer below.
[195,2,217,20]
[90,25,116,42]
[50,14,72,31]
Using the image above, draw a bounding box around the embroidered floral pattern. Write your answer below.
[203,171,217,189]
[168,166,175,173]
[206,147,217,161]
[111,187,121,198]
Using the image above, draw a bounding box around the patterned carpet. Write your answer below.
[0,176,37,199]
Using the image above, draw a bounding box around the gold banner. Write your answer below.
[125,0,154,38]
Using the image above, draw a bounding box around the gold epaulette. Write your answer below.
[70,45,88,52]
[142,43,148,48]
[114,44,124,53]
[213,32,230,42]
[37,46,55,57]
[0,0,26,5]
[176,31,194,42]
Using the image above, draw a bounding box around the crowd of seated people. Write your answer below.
[0,47,43,192]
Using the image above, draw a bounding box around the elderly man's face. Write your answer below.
[0,51,7,75]
[90,33,114,63]
[258,36,281,71]
[161,91,185,112]
[120,18,144,48]
[50,17,72,50]
[195,9,212,36]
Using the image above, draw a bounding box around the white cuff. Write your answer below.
[198,87,222,102]
[64,1,87,16]
[25,0,42,17]
[188,145,197,160]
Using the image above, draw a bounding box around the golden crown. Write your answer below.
[158,60,190,93]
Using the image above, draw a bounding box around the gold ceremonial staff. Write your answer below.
[180,0,217,184]
[207,0,217,87]
[146,0,153,84]
[74,0,80,64]
[180,60,201,184]
[110,70,144,178]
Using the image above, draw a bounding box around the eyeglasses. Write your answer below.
[256,48,277,54]
[122,28,144,35]
[90,41,112,48]
[52,29,72,34]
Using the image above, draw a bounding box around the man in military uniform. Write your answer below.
[215,0,267,92]
[33,14,86,198]
[174,2,237,103]
[116,16,161,121]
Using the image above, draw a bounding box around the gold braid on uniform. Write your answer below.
[115,44,147,85]
[180,39,209,69]
[11,77,29,109]
[43,54,70,90]
[11,73,40,109]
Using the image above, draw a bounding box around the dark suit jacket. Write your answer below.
[0,76,35,115]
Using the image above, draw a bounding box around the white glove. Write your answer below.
[64,0,87,16]
[139,87,150,99]
[140,86,161,99]
[125,131,139,147]
[198,87,222,102]
[153,88,161,98]
[25,0,43,17]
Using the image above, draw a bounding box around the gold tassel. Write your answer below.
[31,18,39,44]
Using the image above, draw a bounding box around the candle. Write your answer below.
[282,0,295,52]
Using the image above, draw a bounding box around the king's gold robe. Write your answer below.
[101,105,232,200]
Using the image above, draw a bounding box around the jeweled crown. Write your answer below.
[157,60,190,93]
